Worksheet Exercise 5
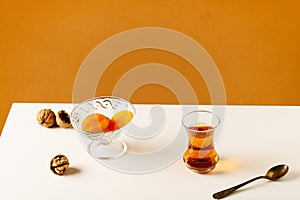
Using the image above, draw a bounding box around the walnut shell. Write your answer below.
[56,110,72,128]
[50,155,69,175]
[36,109,56,128]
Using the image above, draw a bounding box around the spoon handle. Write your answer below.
[212,175,267,199]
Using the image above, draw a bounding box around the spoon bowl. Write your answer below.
[266,164,289,180]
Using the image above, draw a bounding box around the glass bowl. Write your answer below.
[71,96,135,160]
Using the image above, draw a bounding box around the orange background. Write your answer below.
[1,1,300,133]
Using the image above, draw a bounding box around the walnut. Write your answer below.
[50,155,69,175]
[56,110,72,128]
[36,109,56,128]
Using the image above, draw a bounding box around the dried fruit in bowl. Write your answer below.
[81,113,110,133]
[108,110,133,131]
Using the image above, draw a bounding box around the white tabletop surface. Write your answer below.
[0,103,299,200]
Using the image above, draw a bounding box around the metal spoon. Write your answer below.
[213,164,289,199]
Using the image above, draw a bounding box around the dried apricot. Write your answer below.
[108,110,133,131]
[81,113,110,133]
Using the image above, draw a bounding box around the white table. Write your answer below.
[0,103,299,200]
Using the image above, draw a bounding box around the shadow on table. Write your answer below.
[209,157,241,175]
[283,169,300,181]
[223,180,272,198]
[65,167,81,176]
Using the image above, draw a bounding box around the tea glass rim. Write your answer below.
[182,110,221,132]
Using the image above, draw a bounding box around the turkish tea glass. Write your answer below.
[182,110,220,173]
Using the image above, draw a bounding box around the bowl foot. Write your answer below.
[88,139,127,160]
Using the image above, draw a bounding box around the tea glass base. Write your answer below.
[88,139,127,160]
[185,164,217,174]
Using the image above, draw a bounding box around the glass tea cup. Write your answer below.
[182,110,220,173]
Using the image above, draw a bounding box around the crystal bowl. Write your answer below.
[71,96,135,160]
